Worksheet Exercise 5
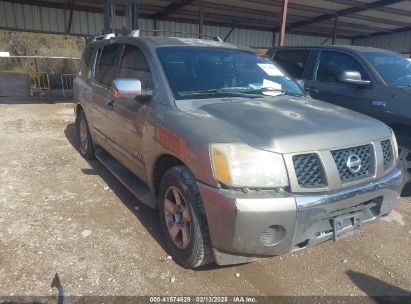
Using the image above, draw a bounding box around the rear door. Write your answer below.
[304,50,375,114]
[107,43,154,180]
[272,49,312,85]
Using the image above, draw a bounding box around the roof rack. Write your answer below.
[90,30,224,43]
[137,30,224,42]
[91,33,117,41]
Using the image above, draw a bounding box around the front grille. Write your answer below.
[292,153,325,188]
[381,140,393,170]
[331,144,372,182]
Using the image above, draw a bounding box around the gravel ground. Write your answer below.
[0,100,410,298]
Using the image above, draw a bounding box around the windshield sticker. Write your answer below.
[262,79,283,96]
[258,63,284,76]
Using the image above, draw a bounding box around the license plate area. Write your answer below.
[332,213,362,241]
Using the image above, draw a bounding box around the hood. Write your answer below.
[188,96,391,154]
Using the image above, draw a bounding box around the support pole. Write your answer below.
[332,15,339,45]
[131,1,139,32]
[103,0,111,34]
[154,18,159,36]
[278,0,289,46]
[198,0,203,38]
[66,8,73,34]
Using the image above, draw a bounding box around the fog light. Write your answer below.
[260,225,286,246]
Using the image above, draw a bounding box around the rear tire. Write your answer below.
[76,110,95,160]
[159,166,213,268]
[397,134,411,196]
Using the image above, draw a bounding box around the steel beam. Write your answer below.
[285,0,406,30]
[326,0,411,17]
[153,0,196,19]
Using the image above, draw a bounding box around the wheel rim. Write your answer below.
[164,186,191,249]
[399,145,411,180]
[79,118,88,154]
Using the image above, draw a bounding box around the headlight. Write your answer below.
[210,143,289,189]
[390,129,399,162]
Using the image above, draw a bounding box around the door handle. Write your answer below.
[305,87,320,94]
[106,99,115,110]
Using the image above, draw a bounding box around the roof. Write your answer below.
[10,0,411,39]
[94,35,256,51]
[145,36,254,50]
[270,44,399,53]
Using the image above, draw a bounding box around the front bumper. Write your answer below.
[198,162,405,266]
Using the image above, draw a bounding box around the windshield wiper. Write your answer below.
[182,89,260,98]
[244,87,304,97]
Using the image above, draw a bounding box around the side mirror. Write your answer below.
[112,79,152,100]
[338,70,371,87]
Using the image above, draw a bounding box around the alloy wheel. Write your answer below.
[163,186,191,249]
[79,118,88,154]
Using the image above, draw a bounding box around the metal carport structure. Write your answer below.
[0,0,410,52]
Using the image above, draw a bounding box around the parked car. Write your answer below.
[267,45,411,192]
[73,36,405,268]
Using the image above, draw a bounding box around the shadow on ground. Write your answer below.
[0,96,72,104]
[64,122,257,270]
[346,270,411,303]
[64,122,169,258]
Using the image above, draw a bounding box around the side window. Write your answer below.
[118,44,153,89]
[315,51,370,84]
[80,46,94,80]
[94,44,118,87]
[274,50,311,79]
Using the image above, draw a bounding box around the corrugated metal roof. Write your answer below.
[0,0,409,52]
[0,1,353,48]
[2,0,409,38]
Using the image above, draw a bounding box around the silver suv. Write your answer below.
[73,36,406,268]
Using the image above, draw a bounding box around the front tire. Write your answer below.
[159,166,213,268]
[76,110,95,160]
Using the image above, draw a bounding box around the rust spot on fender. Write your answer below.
[156,126,187,161]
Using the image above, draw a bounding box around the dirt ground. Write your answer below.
[0,99,410,298]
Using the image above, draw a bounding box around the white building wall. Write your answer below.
[353,30,411,54]
[282,32,351,46]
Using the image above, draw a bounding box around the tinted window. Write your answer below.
[274,50,311,79]
[363,51,411,87]
[95,44,118,87]
[80,46,94,80]
[157,47,304,100]
[315,51,370,84]
[118,45,153,89]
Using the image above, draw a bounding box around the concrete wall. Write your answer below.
[0,71,29,97]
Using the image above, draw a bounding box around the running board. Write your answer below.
[95,148,158,209]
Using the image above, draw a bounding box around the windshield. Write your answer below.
[157,47,304,100]
[363,51,411,87]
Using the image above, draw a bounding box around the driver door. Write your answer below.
[304,50,375,115]
[107,43,154,181]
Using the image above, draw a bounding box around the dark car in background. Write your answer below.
[267,46,411,192]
